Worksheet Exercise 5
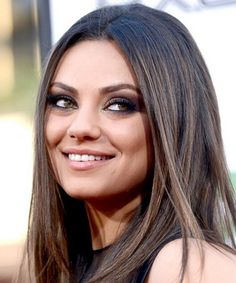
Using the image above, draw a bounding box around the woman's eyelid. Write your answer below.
[106,95,135,105]
[47,92,78,110]
[103,95,139,113]
[49,87,76,98]
[106,90,140,102]
[48,87,77,101]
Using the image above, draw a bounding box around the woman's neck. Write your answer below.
[85,195,142,250]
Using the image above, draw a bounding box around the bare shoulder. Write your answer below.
[146,238,236,283]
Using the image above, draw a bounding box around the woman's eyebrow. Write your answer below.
[50,82,141,95]
[50,82,78,94]
[99,83,141,95]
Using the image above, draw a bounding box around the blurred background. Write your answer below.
[0,0,236,282]
[0,0,37,282]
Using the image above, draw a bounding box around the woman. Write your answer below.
[21,4,236,283]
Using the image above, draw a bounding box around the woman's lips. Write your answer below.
[68,153,112,162]
[62,151,115,171]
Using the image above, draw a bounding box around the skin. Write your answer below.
[44,39,236,281]
[147,239,236,283]
[45,40,153,249]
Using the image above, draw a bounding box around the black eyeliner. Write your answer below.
[46,93,77,109]
[104,97,137,113]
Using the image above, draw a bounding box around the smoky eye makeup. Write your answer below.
[46,93,78,110]
[103,96,140,114]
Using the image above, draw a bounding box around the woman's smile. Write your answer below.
[45,40,153,202]
[62,148,116,171]
[23,5,236,283]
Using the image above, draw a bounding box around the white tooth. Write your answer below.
[81,154,89,161]
[69,154,74,161]
[69,154,81,161]
[76,154,81,161]
[69,154,110,162]
[89,155,95,161]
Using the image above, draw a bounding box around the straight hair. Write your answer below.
[20,4,236,283]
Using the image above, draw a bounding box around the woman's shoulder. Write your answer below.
[146,238,236,283]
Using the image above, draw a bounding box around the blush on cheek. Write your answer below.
[45,116,67,147]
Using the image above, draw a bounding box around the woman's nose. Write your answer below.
[67,108,101,141]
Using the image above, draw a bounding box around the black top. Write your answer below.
[78,230,181,282]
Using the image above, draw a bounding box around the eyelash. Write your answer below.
[47,94,77,110]
[103,97,137,113]
[46,94,137,113]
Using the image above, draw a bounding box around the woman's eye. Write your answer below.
[105,98,136,113]
[47,94,77,110]
[56,98,75,109]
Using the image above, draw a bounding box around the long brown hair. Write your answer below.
[21,4,236,283]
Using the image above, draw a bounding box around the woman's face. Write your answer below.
[45,40,153,205]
